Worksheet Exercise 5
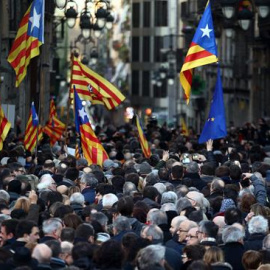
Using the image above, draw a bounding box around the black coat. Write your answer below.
[221,242,245,270]
[244,233,266,251]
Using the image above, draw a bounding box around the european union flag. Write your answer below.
[31,102,39,127]
[199,66,227,144]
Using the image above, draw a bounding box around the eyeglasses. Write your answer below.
[178,229,188,233]
[186,235,198,239]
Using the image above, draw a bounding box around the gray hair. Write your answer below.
[248,215,268,235]
[137,245,165,270]
[141,224,164,243]
[0,190,10,204]
[262,234,270,250]
[186,162,199,174]
[70,192,85,205]
[91,212,108,227]
[222,226,245,244]
[37,174,54,191]
[61,241,73,254]
[102,193,118,208]
[160,203,177,212]
[123,182,137,196]
[153,183,167,195]
[42,218,63,234]
[161,191,177,205]
[113,216,131,233]
[147,210,168,225]
[176,197,192,214]
[80,173,98,188]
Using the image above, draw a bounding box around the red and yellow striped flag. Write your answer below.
[74,87,109,166]
[71,56,125,110]
[7,0,44,87]
[180,118,189,136]
[136,115,151,158]
[75,143,81,159]
[43,99,65,146]
[180,1,218,103]
[24,103,43,153]
[0,106,11,151]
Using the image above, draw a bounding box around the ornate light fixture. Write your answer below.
[255,0,270,18]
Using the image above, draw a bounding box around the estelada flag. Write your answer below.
[71,56,125,110]
[180,1,218,103]
[7,0,44,87]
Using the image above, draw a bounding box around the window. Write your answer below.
[142,71,150,97]
[154,1,168,27]
[132,3,140,28]
[154,36,163,62]
[132,37,140,62]
[154,80,167,98]
[132,70,140,96]
[143,36,150,62]
[143,1,151,27]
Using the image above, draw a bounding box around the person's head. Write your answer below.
[0,219,19,243]
[197,221,219,241]
[45,239,61,258]
[79,174,98,191]
[95,240,124,269]
[91,212,108,230]
[224,207,242,225]
[136,244,166,270]
[75,223,95,244]
[32,243,52,264]
[102,193,118,209]
[169,216,187,235]
[70,192,85,206]
[0,190,10,205]
[182,244,205,264]
[230,164,242,180]
[63,213,83,230]
[161,191,177,205]
[200,163,215,176]
[72,241,94,261]
[215,166,230,178]
[60,241,73,265]
[123,182,137,196]
[143,186,159,202]
[65,167,79,182]
[171,165,184,179]
[42,218,63,240]
[111,175,125,193]
[146,209,167,225]
[186,162,199,174]
[242,250,262,270]
[55,162,68,175]
[117,196,134,216]
[141,224,163,244]
[60,227,75,243]
[7,180,22,194]
[113,216,131,235]
[248,215,268,235]
[222,226,245,244]
[203,246,224,264]
[37,174,57,191]
[239,193,256,213]
[13,197,31,213]
[177,219,198,243]
[186,191,204,209]
[186,227,199,246]
[210,179,225,193]
[15,220,39,243]
[125,173,140,187]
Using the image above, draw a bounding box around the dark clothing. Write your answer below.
[50,257,66,270]
[52,174,64,184]
[128,217,143,236]
[250,174,267,206]
[39,236,57,244]
[244,233,266,251]
[70,202,83,216]
[8,192,20,203]
[2,238,16,251]
[165,235,185,255]
[141,197,160,209]
[57,178,75,188]
[10,240,26,251]
[221,242,245,270]
[169,179,183,188]
[111,230,133,243]
[82,187,96,204]
[211,262,233,270]
[35,263,52,270]
[159,223,172,244]
[184,173,207,191]
[165,246,182,270]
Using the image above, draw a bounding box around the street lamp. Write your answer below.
[220,0,238,19]
[80,10,93,39]
[55,0,67,9]
[255,0,270,18]
[65,0,78,28]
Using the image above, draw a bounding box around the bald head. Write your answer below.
[32,244,52,264]
[213,216,226,229]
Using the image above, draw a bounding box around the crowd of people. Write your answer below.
[0,118,269,270]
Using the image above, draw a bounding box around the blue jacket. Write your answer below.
[82,187,95,204]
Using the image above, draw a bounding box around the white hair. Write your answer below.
[222,226,245,244]
[61,241,73,254]
[160,203,177,212]
[70,192,85,205]
[102,193,118,208]
[161,191,178,205]
[153,183,167,195]
[37,174,54,191]
[0,190,10,204]
[42,218,63,234]
[248,215,268,234]
[32,244,52,264]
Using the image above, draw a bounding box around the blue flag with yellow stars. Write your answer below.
[199,66,227,144]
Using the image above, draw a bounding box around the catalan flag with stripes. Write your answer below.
[0,106,11,151]
[180,1,218,103]
[7,0,44,87]
[43,99,65,146]
[71,56,125,110]
[74,87,109,166]
[24,102,43,152]
[180,118,189,136]
[136,115,151,158]
[75,143,81,159]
